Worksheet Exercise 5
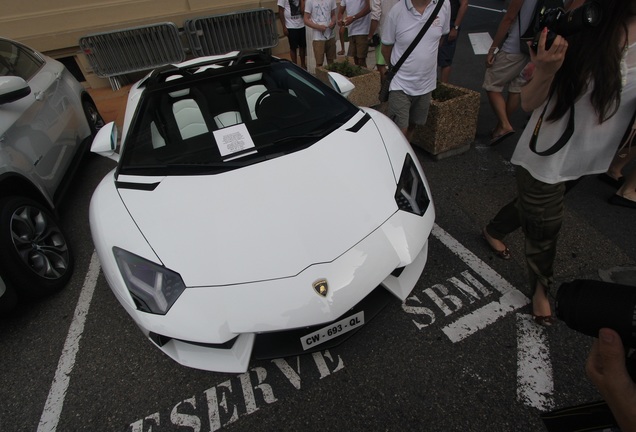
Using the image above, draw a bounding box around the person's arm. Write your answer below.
[304,11,325,31]
[448,0,468,42]
[520,27,568,112]
[486,0,524,66]
[369,20,379,40]
[586,328,636,432]
[381,44,393,71]
[369,0,381,39]
[338,4,346,27]
[330,5,337,29]
[278,5,289,37]
[565,0,586,9]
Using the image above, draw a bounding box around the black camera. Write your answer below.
[556,279,636,349]
[526,0,602,52]
[542,279,636,431]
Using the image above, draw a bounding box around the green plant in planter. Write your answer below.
[326,60,366,78]
[431,81,464,102]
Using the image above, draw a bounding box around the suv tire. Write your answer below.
[83,98,105,136]
[0,196,74,299]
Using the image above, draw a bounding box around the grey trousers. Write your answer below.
[485,166,566,291]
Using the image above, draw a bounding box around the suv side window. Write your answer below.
[0,39,44,81]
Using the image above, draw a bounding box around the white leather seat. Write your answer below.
[165,75,209,140]
[172,97,209,140]
[242,73,267,120]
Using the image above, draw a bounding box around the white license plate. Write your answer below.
[300,311,364,350]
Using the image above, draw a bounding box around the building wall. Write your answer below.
[2,0,279,55]
[1,0,286,87]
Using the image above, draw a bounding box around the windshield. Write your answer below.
[118,60,359,175]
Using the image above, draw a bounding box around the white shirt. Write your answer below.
[382,0,450,96]
[341,0,372,37]
[511,41,636,184]
[278,0,305,29]
[370,0,400,35]
[305,0,337,40]
[501,0,539,54]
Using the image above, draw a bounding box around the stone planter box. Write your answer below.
[315,64,381,107]
[413,82,480,159]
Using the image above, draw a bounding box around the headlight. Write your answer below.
[114,247,186,315]
[394,154,430,216]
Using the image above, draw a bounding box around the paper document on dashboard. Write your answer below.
[214,123,257,160]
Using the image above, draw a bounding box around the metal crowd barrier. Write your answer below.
[184,8,278,57]
[79,10,279,90]
[79,23,185,89]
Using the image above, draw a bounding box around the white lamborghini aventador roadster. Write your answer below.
[89,51,435,373]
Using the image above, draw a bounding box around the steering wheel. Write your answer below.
[254,89,290,117]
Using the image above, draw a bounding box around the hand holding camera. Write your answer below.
[554,280,636,431]
[522,0,602,53]
[529,27,568,77]
[586,328,636,432]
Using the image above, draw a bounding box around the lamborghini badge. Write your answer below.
[313,279,329,297]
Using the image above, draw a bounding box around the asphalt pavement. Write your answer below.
[1,1,635,431]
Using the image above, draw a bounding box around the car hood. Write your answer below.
[117,121,400,286]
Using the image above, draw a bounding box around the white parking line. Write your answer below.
[431,225,552,411]
[37,252,101,432]
[469,32,495,55]
[469,4,507,13]
[516,313,554,411]
[431,224,530,342]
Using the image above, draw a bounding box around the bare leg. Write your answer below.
[616,165,636,202]
[607,146,636,180]
[440,65,451,83]
[532,282,552,322]
[506,92,521,120]
[403,123,417,143]
[487,90,515,138]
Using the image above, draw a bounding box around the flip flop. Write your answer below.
[609,194,636,209]
[489,130,515,146]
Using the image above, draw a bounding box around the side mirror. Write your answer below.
[0,76,31,105]
[327,72,356,99]
[91,122,120,162]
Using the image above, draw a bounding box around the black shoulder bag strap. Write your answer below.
[529,92,575,156]
[389,0,445,75]
[530,92,636,157]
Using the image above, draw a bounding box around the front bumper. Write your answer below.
[139,235,429,373]
[98,190,435,372]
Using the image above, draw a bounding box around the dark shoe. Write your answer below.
[532,314,555,327]
[609,194,636,209]
[481,229,511,260]
[597,173,624,189]
[489,130,515,146]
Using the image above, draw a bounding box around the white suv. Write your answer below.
[0,37,103,311]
